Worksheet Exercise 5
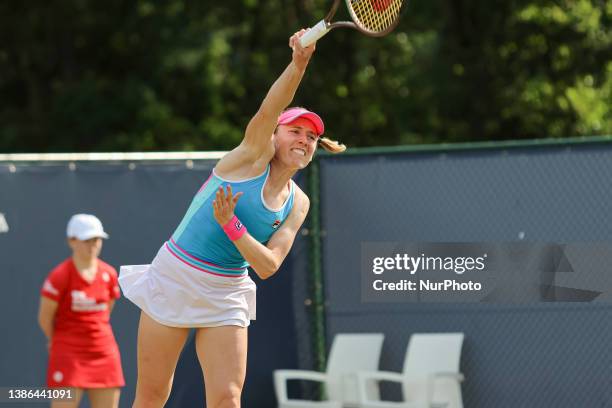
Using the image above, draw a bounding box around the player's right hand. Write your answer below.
[290,29,316,71]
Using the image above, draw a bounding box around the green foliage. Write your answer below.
[0,0,610,152]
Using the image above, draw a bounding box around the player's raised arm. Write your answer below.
[240,30,317,159]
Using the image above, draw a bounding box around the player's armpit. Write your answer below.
[214,142,273,179]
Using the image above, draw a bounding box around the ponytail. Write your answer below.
[318,137,346,153]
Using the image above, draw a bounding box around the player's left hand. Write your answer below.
[213,185,244,226]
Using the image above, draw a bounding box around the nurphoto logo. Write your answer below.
[362,242,612,303]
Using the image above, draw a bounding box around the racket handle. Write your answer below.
[299,20,330,47]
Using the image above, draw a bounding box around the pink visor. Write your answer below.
[277,107,325,136]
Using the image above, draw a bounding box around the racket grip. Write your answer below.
[299,20,330,47]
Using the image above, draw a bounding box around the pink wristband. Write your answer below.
[223,215,247,241]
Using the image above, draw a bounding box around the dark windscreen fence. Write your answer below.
[0,159,307,408]
[3,140,612,408]
[317,141,612,408]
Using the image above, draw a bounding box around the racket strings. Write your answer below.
[349,0,402,33]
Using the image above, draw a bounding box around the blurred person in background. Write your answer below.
[38,214,124,408]
[119,29,344,408]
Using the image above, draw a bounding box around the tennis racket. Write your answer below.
[299,0,404,47]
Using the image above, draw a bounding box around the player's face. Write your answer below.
[69,237,103,260]
[274,118,318,169]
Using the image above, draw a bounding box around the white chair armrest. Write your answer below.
[433,372,465,382]
[355,371,404,405]
[358,370,404,383]
[275,369,330,382]
[273,369,329,404]
[427,372,465,408]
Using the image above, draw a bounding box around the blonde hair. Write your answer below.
[318,137,346,153]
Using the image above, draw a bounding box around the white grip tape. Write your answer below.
[299,20,330,47]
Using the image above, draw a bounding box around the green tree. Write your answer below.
[0,0,610,152]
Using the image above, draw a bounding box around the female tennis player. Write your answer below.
[119,29,345,408]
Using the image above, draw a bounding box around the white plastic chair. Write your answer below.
[356,333,465,408]
[274,333,385,408]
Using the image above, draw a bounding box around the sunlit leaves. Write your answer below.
[0,0,610,152]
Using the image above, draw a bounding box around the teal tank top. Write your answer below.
[167,165,295,277]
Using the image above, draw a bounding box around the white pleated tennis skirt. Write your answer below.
[118,244,256,328]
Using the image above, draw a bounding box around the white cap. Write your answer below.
[66,214,109,240]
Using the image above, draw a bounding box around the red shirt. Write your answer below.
[41,258,121,354]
